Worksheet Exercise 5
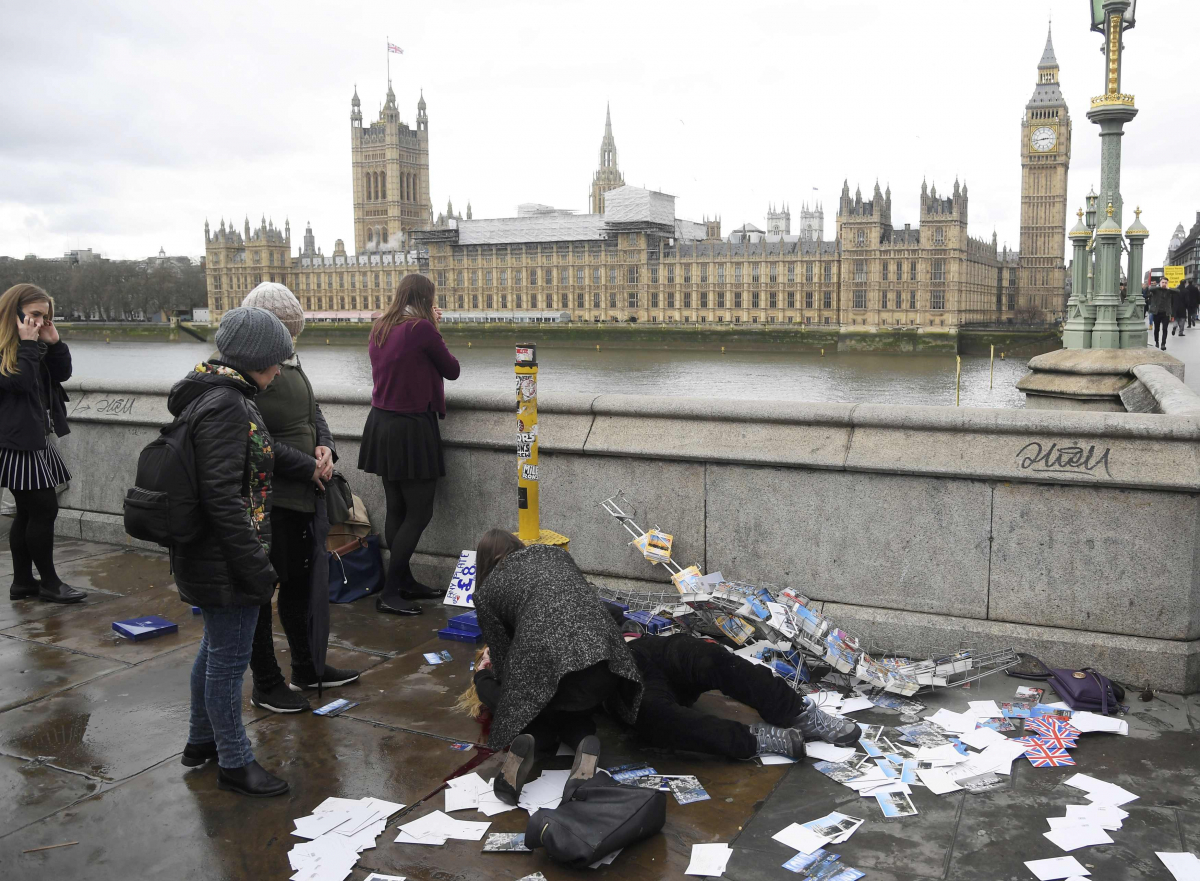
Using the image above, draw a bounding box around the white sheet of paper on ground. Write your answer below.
[838,696,876,714]
[759,753,798,765]
[1024,856,1091,880]
[916,768,963,795]
[1044,825,1114,851]
[958,726,1008,750]
[475,789,519,816]
[859,781,911,798]
[395,810,490,845]
[1067,712,1129,735]
[1063,773,1139,807]
[926,708,978,735]
[801,812,863,845]
[1156,852,1200,881]
[915,744,970,765]
[685,843,733,877]
[444,785,481,813]
[1063,804,1127,829]
[804,742,858,763]
[806,691,844,710]
[294,811,355,839]
[588,848,622,869]
[967,700,1003,719]
[516,769,570,813]
[773,822,830,855]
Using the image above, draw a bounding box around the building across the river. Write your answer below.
[203,29,1070,328]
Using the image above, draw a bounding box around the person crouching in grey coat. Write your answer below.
[472,529,644,805]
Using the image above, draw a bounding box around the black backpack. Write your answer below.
[124,410,207,547]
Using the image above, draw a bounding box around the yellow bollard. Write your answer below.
[468,341,472,348]
[820,348,824,356]
[721,346,726,354]
[596,344,600,352]
[105,337,110,344]
[989,344,994,390]
[325,338,329,345]
[955,355,962,407]
[1001,352,1005,359]
[515,344,569,550]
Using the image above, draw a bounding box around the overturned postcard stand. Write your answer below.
[598,492,1019,696]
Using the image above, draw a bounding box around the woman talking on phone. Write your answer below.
[0,284,86,604]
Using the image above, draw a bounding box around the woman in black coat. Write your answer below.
[0,284,85,605]
[170,307,318,798]
[472,529,643,803]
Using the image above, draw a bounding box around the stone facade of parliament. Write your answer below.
[203,32,1069,329]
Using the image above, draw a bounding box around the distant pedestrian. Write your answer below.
[360,274,459,616]
[0,284,85,605]
[1142,285,1151,321]
[1171,283,1188,338]
[1186,281,1199,328]
[1148,278,1172,350]
[239,283,360,715]
[172,306,314,798]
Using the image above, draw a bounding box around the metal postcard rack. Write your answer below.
[598,492,1019,695]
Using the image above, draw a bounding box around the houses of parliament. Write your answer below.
[203,30,1070,329]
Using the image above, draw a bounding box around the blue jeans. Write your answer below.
[189,604,259,769]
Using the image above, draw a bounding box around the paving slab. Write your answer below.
[947,788,1181,881]
[0,753,101,838]
[1180,807,1200,852]
[1,538,124,579]
[0,718,473,881]
[49,547,172,597]
[327,596,453,656]
[0,584,203,663]
[0,591,121,631]
[0,636,125,713]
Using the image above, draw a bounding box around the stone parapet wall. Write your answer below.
[55,378,1200,692]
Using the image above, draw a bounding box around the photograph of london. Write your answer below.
[0,2,1198,880]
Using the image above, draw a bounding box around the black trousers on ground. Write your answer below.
[381,477,438,599]
[1153,312,1170,347]
[249,507,315,688]
[629,634,807,760]
[7,487,61,588]
[475,661,620,754]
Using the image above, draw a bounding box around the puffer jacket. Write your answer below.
[1148,286,1173,315]
[166,361,316,608]
[0,340,71,451]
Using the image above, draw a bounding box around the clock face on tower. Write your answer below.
[1031,126,1057,152]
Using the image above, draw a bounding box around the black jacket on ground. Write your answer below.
[166,363,315,608]
[0,339,71,451]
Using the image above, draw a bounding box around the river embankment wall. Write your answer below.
[54,379,1200,692]
[56,322,1060,356]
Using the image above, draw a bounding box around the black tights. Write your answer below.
[8,487,62,588]
[1153,313,1170,347]
[381,478,438,599]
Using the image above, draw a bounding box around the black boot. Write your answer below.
[181,741,218,767]
[493,733,536,806]
[562,735,601,802]
[217,760,289,797]
[9,577,40,600]
[38,582,86,604]
[376,595,422,615]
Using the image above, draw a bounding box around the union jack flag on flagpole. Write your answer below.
[388,42,404,54]
[1024,741,1076,768]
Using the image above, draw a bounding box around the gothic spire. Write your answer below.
[1038,24,1058,69]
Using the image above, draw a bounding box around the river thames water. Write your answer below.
[68,339,1032,408]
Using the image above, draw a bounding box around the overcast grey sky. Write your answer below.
[1,0,1196,264]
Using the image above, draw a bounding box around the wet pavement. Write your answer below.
[0,537,1197,880]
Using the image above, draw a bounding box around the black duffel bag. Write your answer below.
[524,773,666,868]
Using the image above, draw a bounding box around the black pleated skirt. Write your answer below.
[0,442,72,490]
[358,408,445,480]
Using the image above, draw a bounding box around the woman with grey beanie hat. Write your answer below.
[239,283,359,714]
[169,306,323,797]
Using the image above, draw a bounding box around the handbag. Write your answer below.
[1047,667,1125,715]
[524,773,667,868]
[328,534,384,604]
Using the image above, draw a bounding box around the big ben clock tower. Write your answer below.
[1019,27,1072,319]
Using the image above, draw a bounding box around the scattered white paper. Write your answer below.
[1024,856,1091,880]
[685,843,733,876]
[772,822,829,855]
[395,810,490,844]
[1063,774,1139,807]
[1062,804,1127,830]
[807,691,844,710]
[915,744,970,765]
[293,811,353,840]
[1044,825,1114,851]
[967,700,1003,719]
[516,769,570,814]
[1156,852,1200,881]
[838,696,876,714]
[804,742,858,763]
[758,753,798,765]
[916,768,962,795]
[588,848,622,869]
[958,726,1007,750]
[1067,712,1129,735]
[926,708,977,735]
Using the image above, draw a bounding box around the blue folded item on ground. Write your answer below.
[438,626,484,643]
[440,609,484,643]
[623,610,672,634]
[447,610,481,633]
[112,615,178,641]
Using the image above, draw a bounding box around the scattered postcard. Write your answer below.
[313,698,358,717]
[958,726,1007,750]
[895,721,951,747]
[875,789,918,818]
[1156,852,1200,881]
[516,874,550,881]
[803,812,865,844]
[668,776,710,805]
[1024,856,1091,880]
[838,696,876,714]
[1063,804,1127,829]
[976,716,1017,732]
[868,694,925,715]
[422,653,444,665]
[797,852,846,880]
[1063,774,1139,807]
[1000,701,1034,719]
[857,724,885,742]
[783,848,832,874]
[685,842,733,877]
[926,709,977,735]
[858,738,885,758]
[1016,686,1045,702]
[608,763,657,783]
[1044,825,1114,851]
[773,821,830,855]
[916,767,962,795]
[806,742,858,763]
[957,772,1007,793]
[482,832,531,852]
[812,760,867,784]
[828,870,866,881]
[967,700,1003,719]
[363,875,407,881]
[634,775,671,791]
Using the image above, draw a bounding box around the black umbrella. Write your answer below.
[308,490,332,699]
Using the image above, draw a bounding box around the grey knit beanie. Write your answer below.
[242,281,305,338]
[215,306,294,373]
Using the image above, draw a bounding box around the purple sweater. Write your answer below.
[368,319,460,416]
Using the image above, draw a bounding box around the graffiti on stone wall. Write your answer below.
[1015,441,1112,479]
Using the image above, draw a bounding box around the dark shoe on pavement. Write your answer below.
[399,581,443,600]
[217,760,289,797]
[290,665,360,691]
[38,582,86,604]
[251,682,311,713]
[376,595,422,615]
[562,734,601,802]
[9,578,40,600]
[791,698,862,747]
[181,741,218,767]
[750,723,806,760]
[1172,325,1177,335]
[494,733,536,806]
